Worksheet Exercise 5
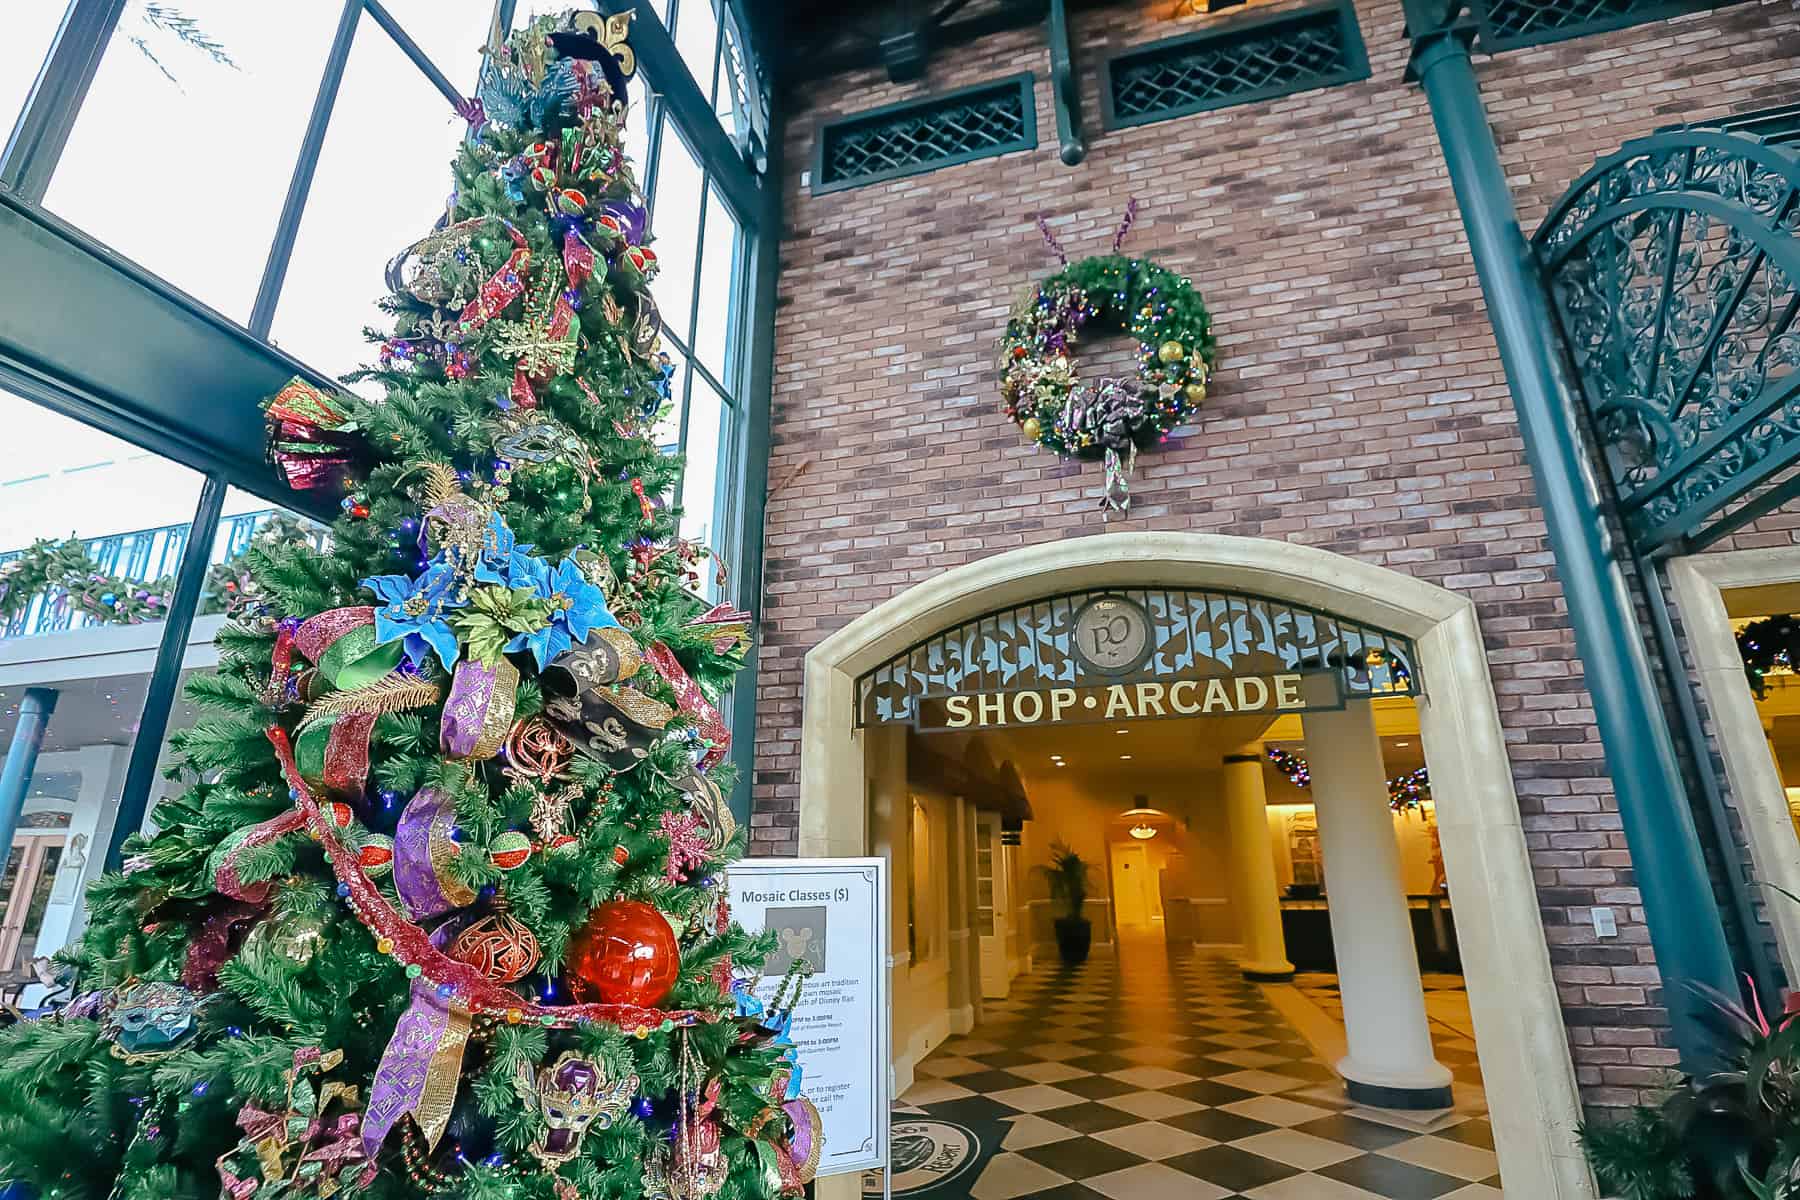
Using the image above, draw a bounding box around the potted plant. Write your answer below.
[1043,841,1093,965]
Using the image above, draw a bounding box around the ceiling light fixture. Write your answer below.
[1395,741,1411,747]
[1128,824,1157,840]
[1119,754,1133,760]
[1116,728,1129,734]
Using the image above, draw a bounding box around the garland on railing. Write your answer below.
[1264,746,1430,813]
[0,537,174,626]
[0,515,321,630]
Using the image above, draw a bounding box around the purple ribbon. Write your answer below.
[440,659,501,759]
[394,788,475,921]
[362,975,471,1157]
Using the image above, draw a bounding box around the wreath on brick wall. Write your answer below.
[997,208,1217,511]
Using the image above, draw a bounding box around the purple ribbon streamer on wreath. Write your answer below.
[394,788,474,921]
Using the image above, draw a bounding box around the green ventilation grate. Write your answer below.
[1101,1,1369,130]
[812,74,1037,194]
[1472,0,1740,50]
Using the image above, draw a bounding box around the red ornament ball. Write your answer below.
[565,900,679,1007]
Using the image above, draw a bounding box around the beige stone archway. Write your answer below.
[799,531,1595,1200]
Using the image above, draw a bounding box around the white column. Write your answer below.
[1303,701,1454,1109]
[1222,743,1294,980]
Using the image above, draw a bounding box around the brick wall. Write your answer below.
[751,0,1800,1110]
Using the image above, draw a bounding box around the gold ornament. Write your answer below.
[1021,417,1042,441]
[1184,382,1207,403]
[1157,340,1185,364]
[243,908,329,967]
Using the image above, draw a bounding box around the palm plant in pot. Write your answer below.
[1044,840,1093,964]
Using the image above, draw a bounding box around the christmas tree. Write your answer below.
[0,13,819,1200]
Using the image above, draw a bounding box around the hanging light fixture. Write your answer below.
[1128,823,1157,840]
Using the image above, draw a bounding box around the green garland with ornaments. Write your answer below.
[998,253,1216,458]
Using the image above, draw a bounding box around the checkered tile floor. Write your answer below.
[871,944,1501,1200]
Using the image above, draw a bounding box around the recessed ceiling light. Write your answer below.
[1119,754,1133,760]
[1395,741,1411,747]
[1055,761,1067,767]
[1116,728,1129,734]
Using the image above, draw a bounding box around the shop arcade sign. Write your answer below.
[918,668,1341,731]
[913,594,1343,730]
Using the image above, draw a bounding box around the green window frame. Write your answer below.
[1099,0,1370,131]
[812,72,1038,195]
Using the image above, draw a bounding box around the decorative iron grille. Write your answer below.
[1533,126,1800,553]
[855,587,1418,727]
[812,74,1036,194]
[1471,0,1736,51]
[1101,1,1369,131]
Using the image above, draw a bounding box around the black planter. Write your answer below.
[1054,916,1092,965]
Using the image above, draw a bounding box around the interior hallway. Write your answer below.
[868,937,1499,1200]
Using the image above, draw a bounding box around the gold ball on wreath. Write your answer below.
[1021,417,1042,441]
[1184,382,1207,403]
[1158,340,1186,365]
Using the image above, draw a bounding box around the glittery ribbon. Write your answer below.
[646,642,729,769]
[440,658,518,761]
[685,602,751,655]
[457,224,531,337]
[563,229,597,290]
[296,607,402,690]
[633,477,654,522]
[209,807,309,902]
[510,367,539,410]
[394,787,477,921]
[266,726,707,1031]
[294,711,378,796]
[182,899,268,991]
[363,978,472,1158]
[264,378,363,494]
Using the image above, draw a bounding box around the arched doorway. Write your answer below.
[801,531,1594,1200]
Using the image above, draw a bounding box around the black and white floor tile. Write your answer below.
[866,945,1500,1200]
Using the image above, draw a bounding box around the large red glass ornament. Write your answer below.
[566,900,679,1007]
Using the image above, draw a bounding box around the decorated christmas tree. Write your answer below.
[0,13,819,1199]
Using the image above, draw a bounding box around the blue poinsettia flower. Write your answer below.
[473,512,531,587]
[363,561,465,672]
[505,554,621,668]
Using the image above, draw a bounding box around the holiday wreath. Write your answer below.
[998,233,1216,510]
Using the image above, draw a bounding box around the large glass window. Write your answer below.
[0,385,209,994]
[268,13,479,378]
[1,2,70,144]
[43,2,344,319]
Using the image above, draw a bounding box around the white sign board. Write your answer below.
[729,857,889,1178]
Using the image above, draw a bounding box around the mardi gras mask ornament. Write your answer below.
[516,1051,639,1166]
[105,980,208,1062]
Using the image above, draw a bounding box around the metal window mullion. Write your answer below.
[1,0,130,202]
[247,0,364,339]
[671,176,710,515]
[365,0,466,105]
[103,473,229,871]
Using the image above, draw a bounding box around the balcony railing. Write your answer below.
[0,510,311,640]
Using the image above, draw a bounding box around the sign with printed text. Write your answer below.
[729,858,889,1178]
[914,668,1344,731]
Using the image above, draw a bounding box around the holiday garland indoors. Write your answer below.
[0,14,819,1200]
[997,207,1216,512]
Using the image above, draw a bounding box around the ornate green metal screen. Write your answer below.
[812,74,1037,194]
[1469,0,1739,51]
[1533,123,1800,554]
[855,587,1419,728]
[1100,1,1369,130]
